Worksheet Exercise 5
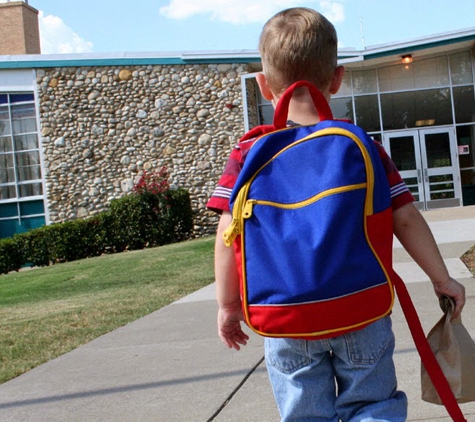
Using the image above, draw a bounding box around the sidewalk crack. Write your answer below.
[207,356,265,421]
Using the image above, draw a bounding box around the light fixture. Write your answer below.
[402,55,413,64]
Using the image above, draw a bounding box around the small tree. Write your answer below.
[133,167,170,195]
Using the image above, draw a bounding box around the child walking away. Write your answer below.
[207,7,466,422]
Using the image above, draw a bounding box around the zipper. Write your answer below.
[242,183,366,220]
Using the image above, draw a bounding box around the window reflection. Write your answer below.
[381,89,452,130]
[354,95,380,132]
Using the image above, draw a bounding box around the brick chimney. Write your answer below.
[0,1,41,55]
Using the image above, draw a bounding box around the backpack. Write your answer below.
[223,81,395,339]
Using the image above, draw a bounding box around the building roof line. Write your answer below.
[0,27,474,70]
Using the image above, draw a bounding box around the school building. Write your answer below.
[0,1,474,238]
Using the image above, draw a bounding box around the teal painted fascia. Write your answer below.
[362,35,475,61]
[0,56,262,70]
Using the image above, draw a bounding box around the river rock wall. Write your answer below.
[36,63,254,236]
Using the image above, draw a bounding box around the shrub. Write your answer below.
[0,168,194,274]
[0,236,24,274]
[107,188,193,251]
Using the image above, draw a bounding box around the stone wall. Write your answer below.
[37,63,253,236]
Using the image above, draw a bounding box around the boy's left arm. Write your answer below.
[393,203,466,318]
[215,211,249,350]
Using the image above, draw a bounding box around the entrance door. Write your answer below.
[383,128,461,210]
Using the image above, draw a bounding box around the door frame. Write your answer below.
[382,126,461,210]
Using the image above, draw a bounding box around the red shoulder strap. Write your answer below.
[240,81,333,141]
[240,124,275,141]
[274,81,333,129]
[392,272,467,422]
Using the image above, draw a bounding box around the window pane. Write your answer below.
[19,183,43,197]
[0,185,16,200]
[389,136,416,171]
[20,199,45,216]
[429,174,454,200]
[21,215,46,231]
[335,71,352,96]
[450,51,473,85]
[0,94,7,105]
[0,106,11,136]
[354,95,380,132]
[0,136,12,153]
[330,97,354,121]
[414,56,449,88]
[0,202,18,218]
[0,219,20,239]
[379,57,449,92]
[379,64,416,92]
[352,69,377,94]
[425,133,452,167]
[461,169,475,206]
[0,168,15,183]
[0,153,15,182]
[259,103,274,125]
[453,86,475,124]
[16,151,41,181]
[11,103,37,134]
[10,93,34,103]
[14,134,38,151]
[381,89,452,130]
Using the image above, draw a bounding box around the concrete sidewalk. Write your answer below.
[0,207,475,421]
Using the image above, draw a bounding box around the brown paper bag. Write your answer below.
[421,296,475,404]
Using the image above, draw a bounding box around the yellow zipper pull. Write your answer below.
[222,218,241,247]
[222,182,252,247]
[243,200,256,219]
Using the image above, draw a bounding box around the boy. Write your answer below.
[207,7,466,422]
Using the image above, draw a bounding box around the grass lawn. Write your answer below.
[0,236,215,384]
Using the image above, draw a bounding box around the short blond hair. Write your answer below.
[258,8,338,95]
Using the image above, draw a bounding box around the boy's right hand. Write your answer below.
[218,305,249,351]
[431,276,466,319]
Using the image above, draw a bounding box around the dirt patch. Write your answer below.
[461,245,475,276]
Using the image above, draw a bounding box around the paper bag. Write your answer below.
[421,296,475,404]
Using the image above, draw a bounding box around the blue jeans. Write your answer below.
[264,316,407,422]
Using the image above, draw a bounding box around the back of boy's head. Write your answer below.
[259,7,338,95]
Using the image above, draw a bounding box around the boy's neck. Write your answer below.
[279,90,331,126]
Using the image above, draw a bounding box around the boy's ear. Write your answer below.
[329,66,345,95]
[256,73,274,101]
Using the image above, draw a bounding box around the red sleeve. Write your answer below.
[206,139,255,214]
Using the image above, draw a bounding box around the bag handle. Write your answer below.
[273,81,333,129]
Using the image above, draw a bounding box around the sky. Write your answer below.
[16,0,475,55]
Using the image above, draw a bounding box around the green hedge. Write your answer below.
[0,189,193,274]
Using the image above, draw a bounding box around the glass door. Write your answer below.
[383,128,461,210]
[419,128,461,209]
[383,130,424,208]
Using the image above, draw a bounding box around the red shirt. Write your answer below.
[207,133,414,214]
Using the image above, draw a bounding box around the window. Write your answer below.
[381,89,452,130]
[354,95,380,132]
[450,51,474,85]
[453,86,475,124]
[0,92,45,238]
[378,57,449,92]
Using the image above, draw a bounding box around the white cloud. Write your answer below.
[38,11,94,54]
[319,1,345,23]
[159,1,344,25]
